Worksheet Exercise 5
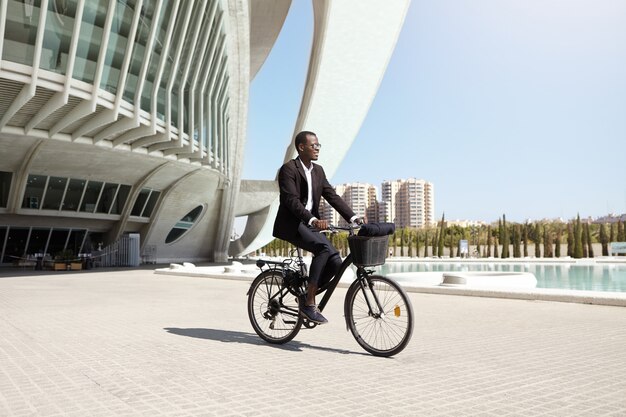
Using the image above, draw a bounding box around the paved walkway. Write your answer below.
[1,269,625,416]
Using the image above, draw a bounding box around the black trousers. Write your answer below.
[285,222,342,287]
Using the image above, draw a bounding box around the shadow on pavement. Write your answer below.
[164,327,367,356]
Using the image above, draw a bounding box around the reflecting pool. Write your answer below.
[378,262,626,292]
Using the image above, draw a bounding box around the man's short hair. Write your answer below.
[294,131,316,150]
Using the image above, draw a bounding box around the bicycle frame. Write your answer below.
[248,223,413,356]
[254,226,388,330]
[300,247,386,331]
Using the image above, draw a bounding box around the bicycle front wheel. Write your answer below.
[247,270,303,344]
[345,275,414,357]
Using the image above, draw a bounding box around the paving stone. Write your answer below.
[0,270,625,416]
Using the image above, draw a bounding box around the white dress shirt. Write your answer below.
[298,157,358,226]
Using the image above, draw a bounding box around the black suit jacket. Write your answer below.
[273,158,355,241]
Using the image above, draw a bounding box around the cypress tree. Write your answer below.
[573,214,584,258]
[567,222,574,257]
[438,214,446,257]
[498,218,503,258]
[535,223,542,258]
[555,228,562,258]
[523,224,529,257]
[423,230,429,257]
[432,230,438,257]
[582,223,588,258]
[544,226,552,258]
[493,236,499,258]
[501,215,509,258]
[448,230,454,257]
[486,226,492,257]
[513,225,521,258]
[400,228,405,257]
[415,230,420,258]
[585,222,594,258]
[609,222,615,243]
[618,220,625,241]
[600,223,609,256]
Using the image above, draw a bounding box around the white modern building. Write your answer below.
[381,178,434,228]
[319,182,378,227]
[0,0,410,264]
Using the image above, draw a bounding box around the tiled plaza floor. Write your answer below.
[1,269,625,416]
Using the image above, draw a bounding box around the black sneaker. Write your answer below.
[300,305,328,324]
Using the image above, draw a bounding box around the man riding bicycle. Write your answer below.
[273,131,362,325]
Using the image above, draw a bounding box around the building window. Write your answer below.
[42,176,68,210]
[165,205,204,244]
[80,181,103,213]
[0,171,12,208]
[67,229,87,255]
[131,188,151,216]
[73,0,109,83]
[2,0,43,66]
[4,227,29,261]
[22,175,47,209]
[22,174,131,215]
[62,178,87,211]
[96,183,119,214]
[131,188,160,217]
[41,0,77,74]
[47,229,70,257]
[26,228,50,255]
[0,227,7,263]
[142,190,160,217]
[111,184,131,215]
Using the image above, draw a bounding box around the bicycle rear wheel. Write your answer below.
[247,270,303,344]
[345,275,413,357]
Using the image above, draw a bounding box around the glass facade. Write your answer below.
[80,181,103,213]
[2,1,231,169]
[131,188,160,217]
[73,0,109,83]
[42,176,67,210]
[21,174,134,216]
[0,171,12,208]
[0,226,94,264]
[62,178,86,211]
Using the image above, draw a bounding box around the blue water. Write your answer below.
[377,262,626,292]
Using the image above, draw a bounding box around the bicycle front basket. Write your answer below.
[348,235,389,267]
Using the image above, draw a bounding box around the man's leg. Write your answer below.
[318,252,342,288]
[288,223,340,322]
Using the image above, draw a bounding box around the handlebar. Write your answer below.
[312,223,361,235]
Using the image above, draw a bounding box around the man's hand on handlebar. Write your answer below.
[353,217,365,225]
[312,219,329,230]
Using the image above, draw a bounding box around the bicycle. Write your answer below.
[247,224,414,357]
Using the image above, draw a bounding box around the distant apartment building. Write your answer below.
[319,183,379,226]
[381,178,434,228]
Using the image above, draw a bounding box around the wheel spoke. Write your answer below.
[347,276,413,356]
[248,271,303,344]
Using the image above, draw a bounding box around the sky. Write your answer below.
[242,0,626,224]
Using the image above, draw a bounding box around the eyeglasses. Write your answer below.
[309,143,322,150]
